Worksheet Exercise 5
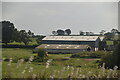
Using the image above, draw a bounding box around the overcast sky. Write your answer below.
[2,2,118,35]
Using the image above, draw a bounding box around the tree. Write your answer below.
[57,29,65,35]
[111,29,118,34]
[37,48,46,62]
[86,32,90,36]
[12,28,21,43]
[100,43,120,69]
[19,30,31,45]
[52,31,57,35]
[65,29,71,35]
[104,32,113,40]
[31,33,34,37]
[89,32,94,35]
[36,36,45,44]
[28,30,32,36]
[1,21,15,45]
[79,31,84,35]
[100,30,106,35]
[28,30,34,37]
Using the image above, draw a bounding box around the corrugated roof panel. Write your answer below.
[42,36,99,41]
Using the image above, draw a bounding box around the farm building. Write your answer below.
[36,44,91,54]
[35,36,102,54]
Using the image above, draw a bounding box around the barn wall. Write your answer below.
[95,38,100,51]
[46,49,85,53]
[42,40,95,48]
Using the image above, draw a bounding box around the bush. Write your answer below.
[99,43,120,69]
[33,56,47,62]
[70,51,111,58]
[37,48,47,62]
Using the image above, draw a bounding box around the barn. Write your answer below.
[35,36,101,54]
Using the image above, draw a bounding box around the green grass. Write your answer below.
[106,41,113,45]
[2,48,33,59]
[2,38,38,45]
[2,48,120,78]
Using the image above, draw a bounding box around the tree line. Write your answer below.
[52,29,120,40]
[52,29,71,35]
[1,20,119,45]
[0,21,34,45]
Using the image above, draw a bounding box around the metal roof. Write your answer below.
[99,36,105,41]
[36,44,90,50]
[42,36,99,41]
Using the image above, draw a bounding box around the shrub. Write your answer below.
[70,51,110,58]
[36,48,47,62]
[99,43,120,69]
[33,56,48,62]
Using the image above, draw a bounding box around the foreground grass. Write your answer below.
[2,48,120,78]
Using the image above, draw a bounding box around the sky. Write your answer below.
[2,2,118,35]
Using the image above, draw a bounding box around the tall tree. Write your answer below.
[100,30,106,35]
[31,33,34,37]
[104,32,113,40]
[12,28,21,43]
[65,29,71,35]
[79,31,84,35]
[86,32,90,36]
[57,29,65,35]
[28,30,32,37]
[52,31,57,35]
[36,36,45,44]
[111,29,118,34]
[19,30,31,45]
[1,21,15,45]
[89,32,94,35]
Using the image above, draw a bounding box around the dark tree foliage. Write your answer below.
[99,30,106,35]
[57,29,65,35]
[52,31,57,35]
[100,43,120,69]
[28,30,32,36]
[12,28,21,43]
[1,21,33,45]
[65,29,71,35]
[28,30,34,37]
[79,31,84,35]
[104,32,114,40]
[112,43,120,68]
[111,29,119,34]
[1,21,15,45]
[36,36,45,44]
[19,30,31,45]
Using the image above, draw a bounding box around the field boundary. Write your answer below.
[1,45,38,48]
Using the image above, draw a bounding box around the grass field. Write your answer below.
[2,48,120,78]
[106,41,114,45]
[2,38,38,45]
